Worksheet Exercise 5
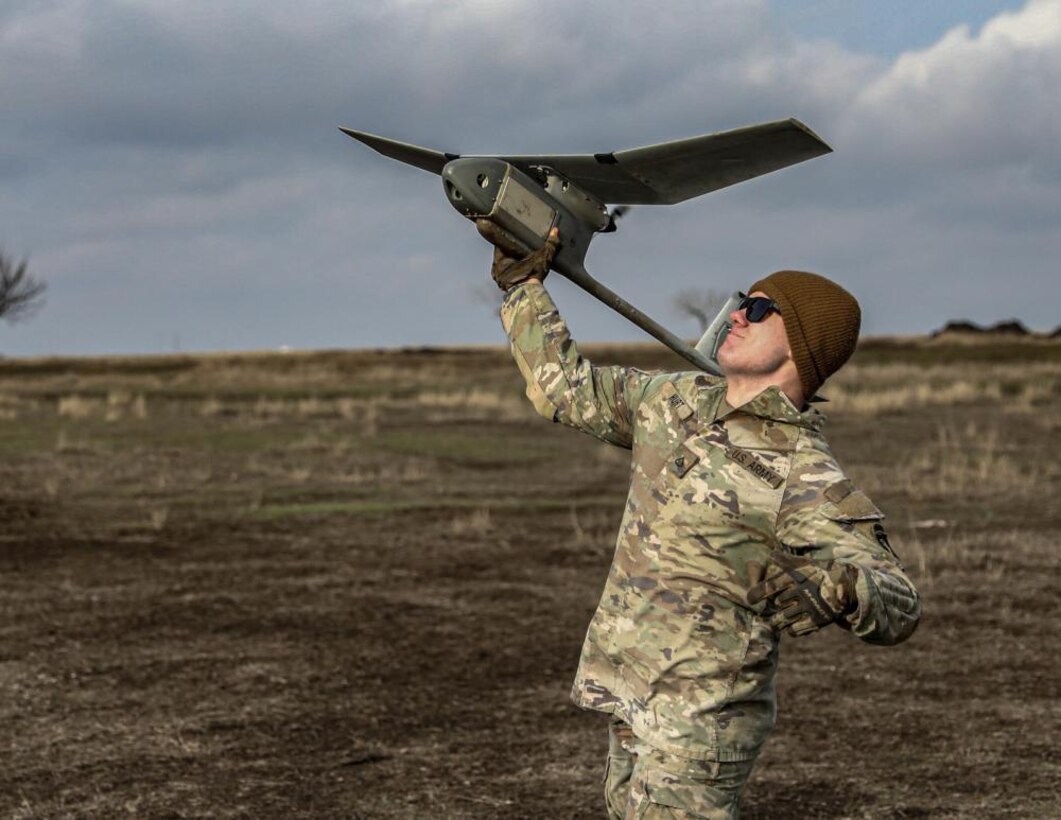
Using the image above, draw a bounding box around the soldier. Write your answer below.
[488,227,921,819]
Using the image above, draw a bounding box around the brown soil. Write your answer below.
[1,340,1058,818]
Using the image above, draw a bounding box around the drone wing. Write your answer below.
[500,119,831,205]
[341,118,830,205]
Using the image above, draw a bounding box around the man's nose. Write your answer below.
[729,307,749,326]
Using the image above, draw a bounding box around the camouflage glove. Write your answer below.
[486,225,560,291]
[747,552,860,637]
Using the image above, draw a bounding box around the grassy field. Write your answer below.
[1,336,1058,818]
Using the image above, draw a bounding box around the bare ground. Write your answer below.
[0,339,1058,818]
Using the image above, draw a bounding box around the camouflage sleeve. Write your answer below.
[776,451,921,646]
[499,280,655,449]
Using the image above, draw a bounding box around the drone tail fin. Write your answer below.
[339,128,458,175]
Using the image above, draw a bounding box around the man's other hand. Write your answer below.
[747,552,859,637]
[486,224,560,291]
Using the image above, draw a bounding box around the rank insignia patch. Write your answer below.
[669,443,699,478]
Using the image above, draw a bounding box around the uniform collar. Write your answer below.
[697,380,823,431]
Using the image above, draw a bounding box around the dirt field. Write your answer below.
[1,336,1058,818]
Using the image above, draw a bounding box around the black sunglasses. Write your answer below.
[738,292,781,323]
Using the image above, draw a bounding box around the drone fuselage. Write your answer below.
[441,158,606,275]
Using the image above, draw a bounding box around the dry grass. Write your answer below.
[58,394,103,419]
[826,360,1059,415]
[360,403,379,436]
[54,428,93,454]
[0,392,26,420]
[891,421,1040,497]
[149,506,169,531]
[450,508,493,535]
[904,526,1048,585]
[414,387,527,414]
[199,396,225,418]
[105,391,148,421]
[827,378,1001,413]
[568,505,619,553]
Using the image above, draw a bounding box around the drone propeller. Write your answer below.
[602,205,633,233]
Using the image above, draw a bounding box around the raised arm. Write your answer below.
[500,280,656,450]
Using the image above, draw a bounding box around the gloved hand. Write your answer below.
[482,222,560,291]
[747,552,860,637]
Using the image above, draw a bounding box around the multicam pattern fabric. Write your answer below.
[606,718,756,819]
[500,281,921,762]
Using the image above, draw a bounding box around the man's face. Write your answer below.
[717,290,792,378]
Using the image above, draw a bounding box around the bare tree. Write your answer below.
[0,249,46,322]
[672,287,728,334]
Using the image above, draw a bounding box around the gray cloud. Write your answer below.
[0,0,1056,357]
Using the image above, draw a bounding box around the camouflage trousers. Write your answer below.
[604,718,757,819]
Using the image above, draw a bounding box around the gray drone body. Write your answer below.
[340,120,831,374]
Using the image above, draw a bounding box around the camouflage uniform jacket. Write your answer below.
[500,281,921,763]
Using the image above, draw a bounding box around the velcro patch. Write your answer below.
[825,479,855,503]
[724,445,784,489]
[669,443,700,478]
[833,490,882,521]
[659,381,694,421]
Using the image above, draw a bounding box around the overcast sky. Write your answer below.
[1,0,1057,356]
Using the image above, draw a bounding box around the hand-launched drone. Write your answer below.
[340,119,830,374]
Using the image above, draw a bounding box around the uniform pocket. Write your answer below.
[819,490,902,564]
[820,489,883,523]
[630,751,752,819]
[605,720,638,819]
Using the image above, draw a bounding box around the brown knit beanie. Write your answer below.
[747,270,860,398]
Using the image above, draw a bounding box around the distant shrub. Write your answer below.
[58,395,102,419]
